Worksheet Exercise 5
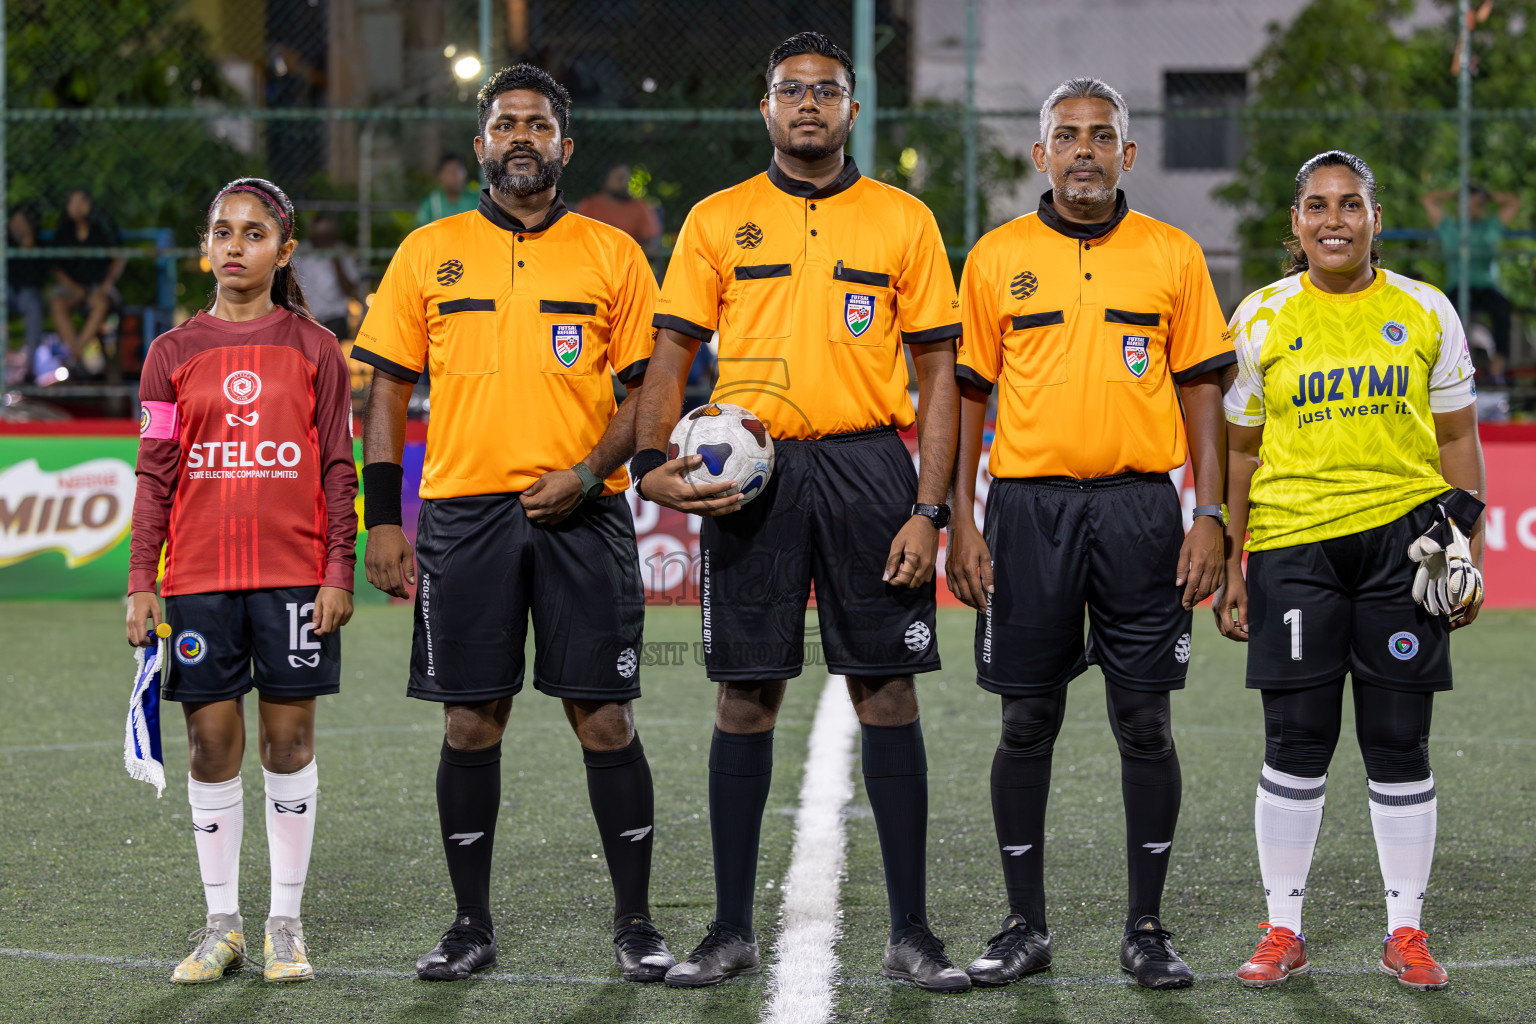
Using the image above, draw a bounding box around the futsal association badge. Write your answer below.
[1388,631,1419,661]
[551,324,583,367]
[1381,320,1408,345]
[1122,334,1150,378]
[845,292,875,337]
[175,630,208,666]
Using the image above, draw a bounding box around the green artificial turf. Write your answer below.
[1,602,1532,1023]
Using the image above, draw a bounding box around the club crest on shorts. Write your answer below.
[616,647,638,679]
[904,621,932,652]
[1381,320,1408,345]
[1123,335,1150,378]
[175,629,208,666]
[551,323,583,368]
[1388,631,1419,660]
[222,370,261,405]
[845,293,875,337]
[1174,632,1192,664]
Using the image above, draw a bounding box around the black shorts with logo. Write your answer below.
[976,473,1192,695]
[1245,498,1452,692]
[409,492,645,703]
[699,426,939,682]
[162,586,341,702]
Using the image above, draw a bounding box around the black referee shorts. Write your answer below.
[162,586,341,703]
[1245,498,1452,693]
[976,473,1192,695]
[408,492,645,703]
[699,426,939,682]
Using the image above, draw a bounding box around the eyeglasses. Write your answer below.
[767,81,848,106]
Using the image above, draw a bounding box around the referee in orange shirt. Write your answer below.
[948,78,1232,990]
[353,65,672,984]
[631,32,969,992]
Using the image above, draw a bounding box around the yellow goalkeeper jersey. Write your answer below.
[1224,268,1476,551]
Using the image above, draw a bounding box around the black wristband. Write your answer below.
[362,461,405,528]
[629,448,668,501]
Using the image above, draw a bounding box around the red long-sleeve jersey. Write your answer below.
[129,307,357,596]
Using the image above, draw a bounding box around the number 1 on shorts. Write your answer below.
[1283,607,1302,661]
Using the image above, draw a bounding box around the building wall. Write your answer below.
[912,0,1311,306]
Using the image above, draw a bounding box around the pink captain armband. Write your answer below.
[138,401,179,440]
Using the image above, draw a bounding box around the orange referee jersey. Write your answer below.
[656,158,959,440]
[353,190,656,499]
[958,190,1234,479]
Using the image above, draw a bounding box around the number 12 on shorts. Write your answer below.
[1283,608,1302,661]
[286,602,320,652]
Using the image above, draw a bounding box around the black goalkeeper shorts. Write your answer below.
[408,492,645,703]
[1245,499,1453,693]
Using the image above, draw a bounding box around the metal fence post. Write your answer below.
[851,0,876,174]
[358,116,373,272]
[963,0,978,248]
[1456,0,1472,328]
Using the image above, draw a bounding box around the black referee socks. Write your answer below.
[437,739,502,932]
[708,727,775,938]
[861,720,930,942]
[583,735,655,923]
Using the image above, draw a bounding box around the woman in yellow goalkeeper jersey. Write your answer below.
[1213,150,1485,993]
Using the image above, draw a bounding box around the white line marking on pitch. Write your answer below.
[760,675,860,1024]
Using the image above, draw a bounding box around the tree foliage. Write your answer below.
[6,0,247,263]
[1219,0,1536,302]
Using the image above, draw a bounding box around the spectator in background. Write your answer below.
[292,213,359,341]
[49,188,125,371]
[7,202,47,385]
[416,153,480,226]
[576,163,661,252]
[1423,184,1521,381]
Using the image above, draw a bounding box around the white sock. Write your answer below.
[1369,774,1437,932]
[1255,763,1326,934]
[265,760,319,922]
[187,775,243,918]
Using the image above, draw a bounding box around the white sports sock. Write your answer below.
[187,774,243,918]
[265,760,319,922]
[1369,775,1437,932]
[1254,763,1326,934]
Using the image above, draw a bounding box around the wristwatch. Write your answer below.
[911,502,952,529]
[572,462,606,501]
[1192,503,1227,526]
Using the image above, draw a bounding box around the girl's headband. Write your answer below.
[209,184,291,238]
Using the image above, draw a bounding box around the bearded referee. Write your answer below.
[632,32,968,992]
[352,65,672,983]
[947,78,1233,989]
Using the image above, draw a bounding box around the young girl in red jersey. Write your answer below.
[127,177,358,984]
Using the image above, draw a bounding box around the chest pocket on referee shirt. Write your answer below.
[436,298,499,375]
[1103,308,1166,386]
[830,263,891,348]
[539,300,601,375]
[727,264,792,340]
[1003,310,1068,388]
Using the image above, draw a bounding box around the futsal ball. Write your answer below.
[667,403,775,504]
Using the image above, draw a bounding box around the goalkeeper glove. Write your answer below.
[1408,510,1483,618]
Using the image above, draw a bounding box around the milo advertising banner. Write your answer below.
[0,429,380,601]
[0,437,138,598]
